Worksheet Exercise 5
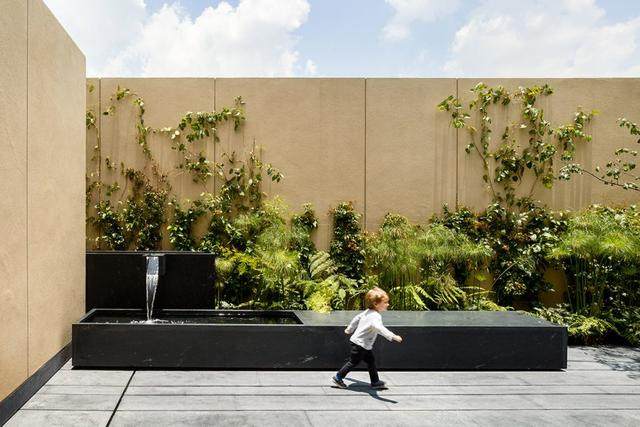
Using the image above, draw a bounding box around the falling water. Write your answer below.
[146,256,160,321]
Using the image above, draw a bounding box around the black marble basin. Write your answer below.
[72,310,567,370]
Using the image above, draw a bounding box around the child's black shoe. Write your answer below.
[332,375,347,389]
[371,380,387,390]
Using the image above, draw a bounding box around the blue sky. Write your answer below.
[45,0,640,77]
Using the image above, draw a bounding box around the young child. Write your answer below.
[332,287,402,390]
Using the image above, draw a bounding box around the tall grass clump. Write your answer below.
[365,214,494,310]
[543,205,640,343]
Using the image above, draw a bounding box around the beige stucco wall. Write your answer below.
[365,78,457,230]
[0,0,85,400]
[216,78,365,249]
[88,77,640,250]
[0,0,29,402]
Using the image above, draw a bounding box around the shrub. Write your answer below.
[534,304,616,345]
[434,201,568,307]
[329,202,365,280]
[366,213,493,310]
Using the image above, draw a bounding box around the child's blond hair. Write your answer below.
[365,287,388,309]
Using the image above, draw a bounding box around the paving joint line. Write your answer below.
[90,408,640,412]
[106,370,135,426]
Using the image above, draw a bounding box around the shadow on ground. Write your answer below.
[331,378,399,404]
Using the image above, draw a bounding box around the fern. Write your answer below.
[309,251,337,279]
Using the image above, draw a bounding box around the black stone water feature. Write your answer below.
[74,252,567,370]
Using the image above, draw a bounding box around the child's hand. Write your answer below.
[344,329,351,335]
[393,335,403,343]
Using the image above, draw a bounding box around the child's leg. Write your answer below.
[336,344,364,379]
[362,350,380,384]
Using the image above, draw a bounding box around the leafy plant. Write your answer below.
[560,117,640,191]
[329,202,365,280]
[289,203,318,270]
[434,202,567,306]
[366,213,493,310]
[548,205,640,316]
[534,304,615,345]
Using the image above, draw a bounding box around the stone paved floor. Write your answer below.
[6,346,640,426]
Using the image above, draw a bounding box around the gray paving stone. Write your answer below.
[305,410,640,427]
[384,394,640,411]
[118,394,389,411]
[46,369,132,386]
[110,410,311,427]
[40,385,125,395]
[321,384,638,395]
[595,385,640,394]
[126,385,327,395]
[257,371,373,386]
[570,347,640,371]
[567,360,614,370]
[60,360,73,370]
[5,410,111,427]
[385,394,540,410]
[527,393,640,410]
[10,345,640,426]
[515,371,640,385]
[22,393,120,411]
[384,371,530,386]
[130,370,259,386]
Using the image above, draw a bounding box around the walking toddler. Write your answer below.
[332,287,402,390]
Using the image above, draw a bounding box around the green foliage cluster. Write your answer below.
[329,202,365,280]
[365,214,494,311]
[213,199,362,311]
[534,304,616,345]
[543,205,640,344]
[434,201,568,306]
[90,168,167,250]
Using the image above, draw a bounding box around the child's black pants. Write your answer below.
[337,343,380,384]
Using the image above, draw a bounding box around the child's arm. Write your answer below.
[344,313,362,334]
[372,316,402,342]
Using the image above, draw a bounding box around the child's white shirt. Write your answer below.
[345,309,395,350]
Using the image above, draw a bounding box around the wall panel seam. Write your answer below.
[455,78,459,209]
[98,78,102,198]
[213,78,216,195]
[364,78,367,230]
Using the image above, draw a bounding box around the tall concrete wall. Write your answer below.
[0,0,85,400]
[87,77,640,249]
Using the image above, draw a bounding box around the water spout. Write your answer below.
[146,255,160,321]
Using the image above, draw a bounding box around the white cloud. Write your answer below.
[443,0,640,76]
[382,0,460,42]
[44,0,312,77]
[304,59,317,75]
[43,0,147,76]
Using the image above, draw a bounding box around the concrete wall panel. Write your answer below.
[0,0,28,401]
[215,78,366,249]
[584,78,640,207]
[365,78,457,230]
[27,0,86,373]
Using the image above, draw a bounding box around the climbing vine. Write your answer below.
[438,83,597,207]
[158,96,246,184]
[559,117,640,191]
[87,86,282,252]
